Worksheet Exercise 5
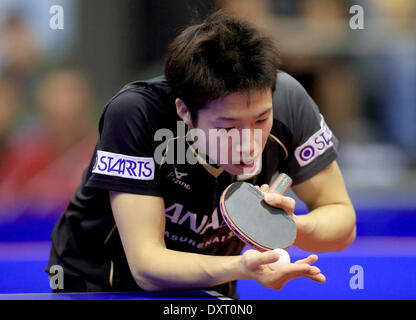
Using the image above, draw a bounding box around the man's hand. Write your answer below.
[255,183,304,228]
[259,183,296,215]
[241,249,326,290]
[256,162,356,253]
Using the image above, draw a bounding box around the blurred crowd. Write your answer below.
[0,0,415,220]
[218,0,416,189]
[0,12,97,220]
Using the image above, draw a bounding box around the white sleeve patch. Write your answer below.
[92,150,155,180]
[294,115,333,167]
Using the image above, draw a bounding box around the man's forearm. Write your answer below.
[131,248,247,291]
[294,203,356,252]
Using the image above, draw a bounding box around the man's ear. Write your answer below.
[175,98,193,127]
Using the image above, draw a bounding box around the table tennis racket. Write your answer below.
[219,173,296,252]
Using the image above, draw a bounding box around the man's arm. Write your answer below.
[110,192,244,291]
[263,161,356,252]
[110,191,325,292]
[290,161,356,252]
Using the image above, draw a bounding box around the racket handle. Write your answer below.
[270,173,292,195]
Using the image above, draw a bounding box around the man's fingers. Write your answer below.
[246,253,326,290]
[302,272,326,283]
[293,262,326,283]
[267,263,317,289]
[264,193,296,214]
[307,265,321,275]
[272,264,325,287]
[260,184,269,193]
[294,254,318,265]
[245,249,280,269]
[277,262,311,274]
[258,250,280,266]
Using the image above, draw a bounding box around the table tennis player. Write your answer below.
[46,11,356,298]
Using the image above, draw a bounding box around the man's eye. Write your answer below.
[255,118,268,124]
[215,127,236,131]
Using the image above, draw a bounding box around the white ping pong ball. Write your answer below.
[269,248,291,269]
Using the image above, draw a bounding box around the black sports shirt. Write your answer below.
[46,71,338,296]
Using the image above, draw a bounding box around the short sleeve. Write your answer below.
[85,90,163,196]
[273,72,339,185]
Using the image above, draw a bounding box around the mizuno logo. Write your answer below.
[167,166,191,190]
[174,166,188,180]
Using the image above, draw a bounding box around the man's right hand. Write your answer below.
[240,249,326,290]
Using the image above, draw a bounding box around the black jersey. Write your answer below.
[47,71,338,295]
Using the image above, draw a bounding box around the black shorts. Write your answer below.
[49,272,109,293]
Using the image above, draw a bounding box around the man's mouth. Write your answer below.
[235,161,256,168]
[233,154,261,169]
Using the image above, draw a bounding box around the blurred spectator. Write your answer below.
[218,0,416,187]
[0,76,21,155]
[352,0,416,166]
[0,68,97,219]
[0,15,38,79]
[0,14,41,117]
[216,0,363,141]
[215,0,274,29]
[0,0,77,59]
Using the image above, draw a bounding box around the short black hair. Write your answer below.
[165,10,280,124]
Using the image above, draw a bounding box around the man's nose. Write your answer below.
[235,128,262,160]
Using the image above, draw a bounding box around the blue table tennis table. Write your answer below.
[0,290,231,300]
[1,237,416,300]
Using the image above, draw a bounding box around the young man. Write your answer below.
[46,11,356,298]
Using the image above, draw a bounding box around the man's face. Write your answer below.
[191,89,273,175]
